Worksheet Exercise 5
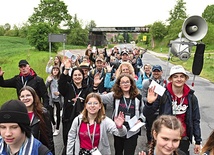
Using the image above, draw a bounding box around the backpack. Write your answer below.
[38,144,51,155]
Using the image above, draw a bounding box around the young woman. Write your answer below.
[46,55,63,74]
[0,100,52,155]
[201,130,214,155]
[58,67,93,154]
[67,93,127,155]
[19,86,55,154]
[96,73,145,155]
[46,66,63,136]
[139,115,185,155]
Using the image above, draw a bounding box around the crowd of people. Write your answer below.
[0,44,211,155]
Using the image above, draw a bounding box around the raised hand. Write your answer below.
[93,72,103,86]
[147,86,158,104]
[105,62,113,73]
[138,151,146,155]
[0,67,5,76]
[114,111,125,128]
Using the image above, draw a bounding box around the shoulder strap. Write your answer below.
[38,144,50,155]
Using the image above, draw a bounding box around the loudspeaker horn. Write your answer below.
[182,15,208,41]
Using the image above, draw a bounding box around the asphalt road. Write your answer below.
[54,48,214,155]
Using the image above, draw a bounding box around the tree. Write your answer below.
[85,20,96,31]
[28,0,72,27]
[202,5,214,24]
[150,21,167,40]
[167,0,187,25]
[27,23,60,51]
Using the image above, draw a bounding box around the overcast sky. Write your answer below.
[0,0,213,27]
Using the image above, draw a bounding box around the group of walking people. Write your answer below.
[0,45,213,155]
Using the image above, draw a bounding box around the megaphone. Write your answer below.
[182,15,208,41]
[169,15,208,61]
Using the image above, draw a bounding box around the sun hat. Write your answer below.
[168,65,189,80]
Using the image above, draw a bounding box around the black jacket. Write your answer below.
[0,69,49,108]
[31,108,55,154]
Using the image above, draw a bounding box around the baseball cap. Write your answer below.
[121,50,129,55]
[152,65,162,72]
[168,65,189,79]
[96,57,104,62]
[0,100,30,125]
[18,60,29,67]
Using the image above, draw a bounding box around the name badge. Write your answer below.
[125,113,131,122]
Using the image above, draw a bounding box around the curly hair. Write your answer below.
[115,62,135,79]
[81,93,106,124]
[112,73,139,99]
[148,115,183,155]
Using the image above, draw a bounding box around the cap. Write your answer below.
[0,100,30,125]
[168,65,189,79]
[121,50,129,55]
[96,57,104,62]
[18,60,29,67]
[152,65,162,71]
[79,62,90,69]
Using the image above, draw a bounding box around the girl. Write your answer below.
[46,55,63,74]
[139,115,185,155]
[19,86,55,154]
[96,74,145,155]
[46,66,63,136]
[201,130,214,155]
[67,93,127,155]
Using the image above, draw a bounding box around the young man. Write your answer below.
[0,100,52,155]
[0,60,49,109]
[143,65,202,155]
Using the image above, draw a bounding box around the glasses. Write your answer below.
[20,94,32,99]
[120,81,130,85]
[87,102,99,106]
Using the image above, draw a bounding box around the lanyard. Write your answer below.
[71,84,82,98]
[123,96,132,112]
[87,122,97,148]
[21,76,27,87]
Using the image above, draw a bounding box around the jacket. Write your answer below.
[30,108,55,154]
[143,89,202,144]
[0,69,49,108]
[0,135,52,155]
[66,114,127,155]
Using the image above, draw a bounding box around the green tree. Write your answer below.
[85,20,96,31]
[27,23,59,51]
[150,21,167,40]
[0,26,5,36]
[167,0,187,25]
[28,0,72,27]
[202,5,214,24]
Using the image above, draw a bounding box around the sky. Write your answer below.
[0,0,213,27]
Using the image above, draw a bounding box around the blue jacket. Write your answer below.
[143,89,202,144]
[0,135,52,155]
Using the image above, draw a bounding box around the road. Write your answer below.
[54,48,214,155]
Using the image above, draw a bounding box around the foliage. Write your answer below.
[85,20,96,31]
[27,22,60,52]
[167,0,187,25]
[28,0,72,27]
[0,26,4,36]
[202,5,214,24]
[68,27,88,45]
[165,19,183,41]
[150,21,167,40]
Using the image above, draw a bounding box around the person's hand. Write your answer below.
[0,67,5,76]
[53,92,60,96]
[114,112,125,128]
[106,62,113,72]
[47,75,53,82]
[147,86,158,104]
[64,58,72,69]
[194,144,201,154]
[138,151,146,155]
[93,73,103,86]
